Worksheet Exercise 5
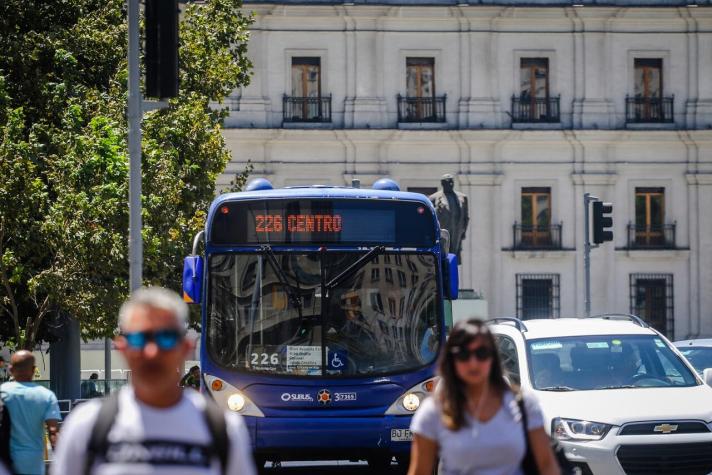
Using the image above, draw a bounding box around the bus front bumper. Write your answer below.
[244,415,413,460]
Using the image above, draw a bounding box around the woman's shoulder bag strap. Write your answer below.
[517,392,540,475]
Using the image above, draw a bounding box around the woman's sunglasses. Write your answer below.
[451,346,495,362]
[121,329,185,351]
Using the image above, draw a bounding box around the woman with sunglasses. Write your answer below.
[408,319,559,475]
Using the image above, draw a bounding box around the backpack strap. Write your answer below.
[201,395,229,475]
[84,390,120,475]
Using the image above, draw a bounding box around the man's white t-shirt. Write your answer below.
[52,387,257,475]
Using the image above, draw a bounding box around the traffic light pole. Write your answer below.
[583,193,597,317]
[128,0,142,294]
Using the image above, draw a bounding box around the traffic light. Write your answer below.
[592,201,613,244]
[145,0,179,99]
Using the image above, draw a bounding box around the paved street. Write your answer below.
[258,460,406,475]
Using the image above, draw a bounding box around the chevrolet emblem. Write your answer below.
[653,423,679,434]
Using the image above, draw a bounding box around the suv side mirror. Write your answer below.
[182,255,204,304]
[703,368,712,387]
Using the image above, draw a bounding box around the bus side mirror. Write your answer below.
[182,256,204,304]
[443,253,459,301]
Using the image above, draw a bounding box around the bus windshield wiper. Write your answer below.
[326,246,385,290]
[538,385,576,392]
[260,245,303,315]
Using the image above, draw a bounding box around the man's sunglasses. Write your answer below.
[451,346,495,362]
[121,329,185,351]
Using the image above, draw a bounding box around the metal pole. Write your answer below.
[128,0,143,293]
[107,0,142,394]
[583,193,595,317]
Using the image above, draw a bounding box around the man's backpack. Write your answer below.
[84,391,230,475]
[0,390,13,473]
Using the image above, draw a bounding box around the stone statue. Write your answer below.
[429,174,469,262]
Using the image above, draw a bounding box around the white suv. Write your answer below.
[488,315,712,475]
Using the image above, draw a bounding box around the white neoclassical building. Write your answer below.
[220,0,712,339]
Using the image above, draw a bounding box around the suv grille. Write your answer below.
[617,443,712,474]
[619,422,710,435]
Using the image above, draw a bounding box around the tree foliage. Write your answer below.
[0,0,252,348]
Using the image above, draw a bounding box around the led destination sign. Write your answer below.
[210,199,436,247]
[255,214,343,233]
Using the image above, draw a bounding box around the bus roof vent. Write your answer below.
[372,178,400,191]
[245,178,274,191]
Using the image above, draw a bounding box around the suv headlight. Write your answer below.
[204,374,264,417]
[552,417,611,441]
[385,377,438,415]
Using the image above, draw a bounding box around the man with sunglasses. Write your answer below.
[52,287,256,475]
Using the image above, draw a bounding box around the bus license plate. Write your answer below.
[391,429,413,442]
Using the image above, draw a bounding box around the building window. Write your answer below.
[627,58,672,123]
[630,274,674,337]
[635,58,662,100]
[284,57,331,122]
[385,267,393,284]
[519,187,553,247]
[512,58,559,123]
[516,274,560,319]
[398,58,446,122]
[370,268,380,282]
[629,187,674,248]
[407,57,435,99]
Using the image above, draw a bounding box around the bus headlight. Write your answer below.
[385,377,439,415]
[402,393,421,412]
[204,374,265,417]
[227,393,246,412]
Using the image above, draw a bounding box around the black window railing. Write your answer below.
[625,95,674,123]
[397,95,446,123]
[627,223,676,249]
[511,95,560,123]
[513,223,563,250]
[283,94,332,123]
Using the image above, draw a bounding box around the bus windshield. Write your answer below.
[207,251,440,377]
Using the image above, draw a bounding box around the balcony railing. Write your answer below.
[513,223,563,250]
[627,223,676,249]
[283,94,332,123]
[397,95,446,123]
[625,96,674,123]
[511,95,560,123]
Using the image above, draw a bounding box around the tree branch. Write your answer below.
[0,224,21,342]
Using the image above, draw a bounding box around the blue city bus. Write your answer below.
[183,178,458,469]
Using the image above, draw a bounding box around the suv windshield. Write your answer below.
[207,251,440,377]
[527,335,698,390]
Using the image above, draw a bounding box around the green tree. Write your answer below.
[0,0,252,349]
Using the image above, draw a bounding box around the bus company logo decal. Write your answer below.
[317,389,331,405]
[280,393,314,402]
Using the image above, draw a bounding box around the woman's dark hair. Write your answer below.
[437,318,510,431]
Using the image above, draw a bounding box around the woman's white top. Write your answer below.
[410,390,544,475]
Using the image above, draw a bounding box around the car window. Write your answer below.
[527,335,698,391]
[678,347,712,374]
[495,335,520,386]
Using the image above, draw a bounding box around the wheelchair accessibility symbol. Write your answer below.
[331,353,344,368]
[328,349,347,371]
